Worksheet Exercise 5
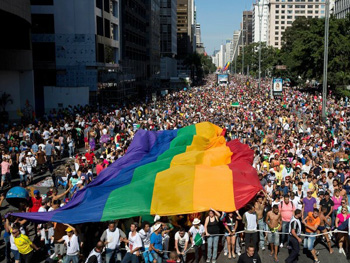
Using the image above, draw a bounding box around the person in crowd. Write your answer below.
[242,204,258,251]
[254,192,267,251]
[237,243,262,263]
[222,211,238,259]
[85,241,104,263]
[121,222,142,263]
[57,224,80,263]
[302,208,321,263]
[266,204,282,262]
[335,205,350,254]
[285,209,303,263]
[11,225,40,263]
[100,222,125,263]
[150,223,163,263]
[174,227,189,262]
[204,208,221,263]
[189,218,205,263]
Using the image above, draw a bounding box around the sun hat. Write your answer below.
[193,218,201,225]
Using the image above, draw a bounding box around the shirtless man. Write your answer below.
[318,206,333,254]
[266,205,282,262]
[255,191,267,250]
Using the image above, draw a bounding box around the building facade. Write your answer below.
[243,11,253,46]
[195,23,205,54]
[0,0,35,120]
[177,0,195,76]
[334,0,350,18]
[31,0,121,113]
[160,0,177,80]
[268,0,325,49]
[252,0,269,43]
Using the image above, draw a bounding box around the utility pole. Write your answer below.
[322,0,330,122]
[241,13,245,75]
[258,0,265,89]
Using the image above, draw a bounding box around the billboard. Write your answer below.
[217,74,229,85]
[272,78,283,97]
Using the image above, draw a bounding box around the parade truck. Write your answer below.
[216,73,229,87]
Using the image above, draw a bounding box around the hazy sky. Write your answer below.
[196,0,253,55]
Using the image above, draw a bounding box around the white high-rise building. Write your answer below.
[225,40,233,66]
[252,0,269,43]
[269,0,325,49]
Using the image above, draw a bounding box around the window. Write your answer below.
[287,20,292,24]
[275,37,279,40]
[308,10,313,13]
[31,14,54,34]
[275,31,279,35]
[97,43,104,62]
[281,15,285,19]
[276,4,280,8]
[287,15,293,19]
[96,0,102,9]
[275,16,279,19]
[104,0,110,12]
[282,5,285,8]
[112,0,118,17]
[104,19,110,38]
[308,5,313,8]
[288,5,293,8]
[276,10,280,13]
[97,16,103,36]
[275,26,279,29]
[281,26,285,29]
[275,42,279,45]
[112,24,118,40]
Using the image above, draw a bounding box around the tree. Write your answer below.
[280,14,350,87]
[235,43,279,78]
[183,52,216,83]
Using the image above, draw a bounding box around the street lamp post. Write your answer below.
[241,18,245,75]
[257,0,265,89]
[322,0,330,122]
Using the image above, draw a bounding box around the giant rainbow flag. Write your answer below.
[12,122,261,223]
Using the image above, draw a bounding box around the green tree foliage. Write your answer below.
[183,52,217,81]
[233,14,350,88]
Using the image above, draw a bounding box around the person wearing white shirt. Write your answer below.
[121,222,142,263]
[57,225,80,263]
[189,219,205,263]
[175,228,189,262]
[100,222,125,263]
[85,241,104,263]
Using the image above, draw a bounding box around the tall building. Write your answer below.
[121,0,148,90]
[31,0,121,113]
[177,0,195,76]
[177,0,194,58]
[334,0,350,18]
[225,40,233,66]
[242,11,253,46]
[147,0,161,85]
[268,0,325,49]
[0,0,35,120]
[160,0,178,80]
[195,24,205,54]
[252,0,269,43]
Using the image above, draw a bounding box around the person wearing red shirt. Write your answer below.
[29,190,42,212]
[96,159,105,176]
[85,149,96,165]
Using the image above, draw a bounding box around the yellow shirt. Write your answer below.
[14,234,33,255]
[275,171,283,186]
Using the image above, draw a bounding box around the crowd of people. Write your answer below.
[1,74,350,263]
